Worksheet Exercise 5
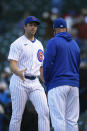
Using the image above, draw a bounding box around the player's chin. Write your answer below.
[31,32,36,35]
[31,30,37,34]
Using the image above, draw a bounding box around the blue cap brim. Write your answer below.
[24,16,40,25]
[29,21,40,25]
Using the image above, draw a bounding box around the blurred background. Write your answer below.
[0,0,87,131]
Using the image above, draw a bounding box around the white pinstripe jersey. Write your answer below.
[8,35,44,76]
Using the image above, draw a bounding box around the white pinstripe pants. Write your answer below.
[48,85,79,131]
[9,76,50,131]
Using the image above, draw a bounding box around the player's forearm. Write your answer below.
[40,66,44,82]
[10,60,20,76]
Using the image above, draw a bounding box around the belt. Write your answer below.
[25,75,36,80]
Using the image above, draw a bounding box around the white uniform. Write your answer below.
[8,35,50,131]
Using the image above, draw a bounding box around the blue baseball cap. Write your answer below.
[24,16,40,25]
[53,18,67,28]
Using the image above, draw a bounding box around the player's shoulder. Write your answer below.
[36,38,42,45]
[10,35,24,47]
[47,37,56,46]
[36,38,43,48]
[72,39,80,51]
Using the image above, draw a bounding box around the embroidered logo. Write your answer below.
[37,49,43,62]
[24,44,28,46]
[60,25,63,27]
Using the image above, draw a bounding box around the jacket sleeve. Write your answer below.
[43,39,56,86]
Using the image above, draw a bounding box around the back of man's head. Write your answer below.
[53,18,67,34]
[53,18,67,29]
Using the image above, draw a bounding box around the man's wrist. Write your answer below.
[14,70,21,76]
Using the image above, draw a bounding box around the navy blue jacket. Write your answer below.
[43,32,80,92]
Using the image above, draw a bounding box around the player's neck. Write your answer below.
[54,28,67,34]
[24,33,34,41]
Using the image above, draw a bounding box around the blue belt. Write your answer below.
[25,75,36,80]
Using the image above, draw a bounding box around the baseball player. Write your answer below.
[8,16,50,131]
[43,18,80,131]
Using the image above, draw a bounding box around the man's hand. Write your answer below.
[18,68,27,82]
[10,60,27,82]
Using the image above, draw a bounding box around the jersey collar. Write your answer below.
[31,37,36,43]
[23,35,36,43]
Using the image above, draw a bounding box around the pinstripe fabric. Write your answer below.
[29,90,50,131]
[9,80,28,131]
[8,35,44,76]
[48,85,79,131]
[8,35,50,131]
[9,76,50,131]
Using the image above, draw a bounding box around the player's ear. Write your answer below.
[24,24,26,29]
[53,29,56,36]
[24,25,25,30]
[66,28,67,32]
[24,24,27,29]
